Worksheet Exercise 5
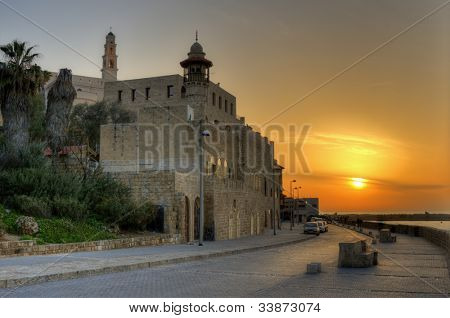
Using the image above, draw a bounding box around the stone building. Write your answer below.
[98,33,284,241]
[1,31,283,242]
[281,197,319,223]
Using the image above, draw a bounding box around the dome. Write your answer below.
[190,42,204,55]
[180,39,213,68]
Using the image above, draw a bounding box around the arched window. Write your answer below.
[212,92,216,105]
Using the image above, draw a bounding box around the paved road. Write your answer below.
[1,225,449,297]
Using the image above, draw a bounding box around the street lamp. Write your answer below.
[289,180,296,230]
[294,187,299,226]
[271,153,277,236]
[295,186,302,224]
[198,120,210,247]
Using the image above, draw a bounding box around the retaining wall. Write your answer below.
[0,234,181,258]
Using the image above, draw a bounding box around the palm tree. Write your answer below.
[0,40,50,154]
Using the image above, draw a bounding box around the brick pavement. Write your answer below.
[0,225,448,297]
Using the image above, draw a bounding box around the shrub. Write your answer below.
[0,207,18,234]
[81,173,135,223]
[51,196,87,220]
[121,202,157,231]
[16,215,39,235]
[0,167,83,201]
[0,142,47,170]
[0,218,6,237]
[12,195,51,218]
[0,155,139,230]
[35,218,116,244]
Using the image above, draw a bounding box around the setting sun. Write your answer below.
[351,178,367,189]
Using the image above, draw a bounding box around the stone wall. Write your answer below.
[362,221,450,264]
[0,234,181,258]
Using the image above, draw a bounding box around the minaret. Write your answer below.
[180,32,213,95]
[102,30,118,82]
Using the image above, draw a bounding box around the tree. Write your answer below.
[68,101,136,152]
[0,40,50,155]
[45,68,76,155]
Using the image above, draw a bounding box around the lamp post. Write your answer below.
[289,179,296,230]
[294,187,298,226]
[198,120,210,246]
[296,186,302,224]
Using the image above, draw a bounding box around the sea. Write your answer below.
[327,211,450,231]
[374,221,450,231]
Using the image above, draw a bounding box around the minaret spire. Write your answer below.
[195,30,198,42]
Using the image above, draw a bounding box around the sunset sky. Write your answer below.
[1,0,449,213]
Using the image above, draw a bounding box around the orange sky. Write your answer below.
[1,0,449,212]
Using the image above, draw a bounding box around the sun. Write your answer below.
[351,178,367,189]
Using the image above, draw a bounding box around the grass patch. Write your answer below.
[0,205,116,244]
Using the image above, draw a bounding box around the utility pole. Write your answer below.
[297,186,302,224]
[198,119,210,246]
[272,157,277,236]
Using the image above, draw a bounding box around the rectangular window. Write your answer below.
[167,85,174,98]
[230,103,234,115]
[145,87,150,100]
[225,100,228,113]
[219,96,222,109]
[118,90,122,102]
[212,92,216,105]
[131,89,136,102]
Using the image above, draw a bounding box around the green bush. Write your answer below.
[12,195,51,218]
[81,173,135,223]
[20,234,34,241]
[0,167,83,201]
[121,202,157,231]
[51,196,87,220]
[0,167,135,224]
[0,218,6,236]
[35,218,116,244]
[0,142,48,170]
[0,207,18,234]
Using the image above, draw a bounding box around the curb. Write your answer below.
[0,235,315,289]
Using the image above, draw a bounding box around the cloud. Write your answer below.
[298,172,450,191]
[306,133,400,156]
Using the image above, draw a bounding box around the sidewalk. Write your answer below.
[0,224,314,288]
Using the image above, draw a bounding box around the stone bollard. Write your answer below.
[380,229,396,243]
[373,251,378,265]
[307,262,322,274]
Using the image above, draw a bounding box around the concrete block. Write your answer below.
[338,239,377,268]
